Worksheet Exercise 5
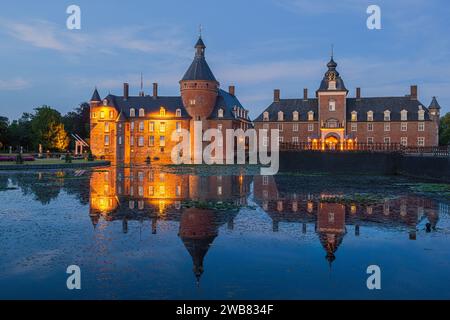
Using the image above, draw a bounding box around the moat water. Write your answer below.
[0,166,449,299]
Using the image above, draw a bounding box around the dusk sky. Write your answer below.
[0,0,449,121]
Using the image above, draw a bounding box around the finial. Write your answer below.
[331,44,334,59]
[199,24,202,38]
[140,72,143,91]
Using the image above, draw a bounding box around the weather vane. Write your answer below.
[199,24,202,37]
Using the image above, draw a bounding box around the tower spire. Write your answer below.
[331,44,334,59]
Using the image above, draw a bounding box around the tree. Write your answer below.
[439,112,450,146]
[6,113,33,152]
[31,106,69,151]
[0,116,8,149]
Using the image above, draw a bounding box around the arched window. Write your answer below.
[160,107,166,117]
[367,111,374,121]
[401,109,408,121]
[351,111,357,121]
[263,112,269,121]
[308,111,314,121]
[278,111,284,121]
[130,108,136,117]
[384,110,391,121]
[139,108,145,117]
[176,109,181,117]
[218,108,224,118]
[292,111,299,121]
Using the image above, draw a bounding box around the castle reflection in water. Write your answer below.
[89,167,441,281]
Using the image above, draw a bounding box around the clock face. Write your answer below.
[328,72,336,81]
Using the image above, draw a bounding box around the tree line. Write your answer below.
[0,103,90,153]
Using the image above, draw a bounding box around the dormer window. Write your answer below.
[351,111,357,121]
[367,111,374,122]
[308,111,314,121]
[384,110,391,121]
[218,108,224,118]
[160,107,166,117]
[176,109,182,117]
[263,112,269,121]
[401,109,408,121]
[418,107,425,121]
[293,111,299,121]
[278,111,284,121]
[139,108,145,117]
[103,99,108,106]
[130,108,135,117]
[329,99,336,111]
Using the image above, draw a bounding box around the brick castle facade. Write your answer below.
[254,56,441,150]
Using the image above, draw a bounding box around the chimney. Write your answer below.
[123,83,129,100]
[410,85,418,100]
[229,85,235,96]
[303,88,308,100]
[153,83,158,98]
[356,87,361,100]
[274,89,280,102]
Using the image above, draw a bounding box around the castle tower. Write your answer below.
[316,51,349,149]
[428,96,441,146]
[180,36,219,120]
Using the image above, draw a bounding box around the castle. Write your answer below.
[254,55,441,150]
[89,36,251,163]
[89,37,442,163]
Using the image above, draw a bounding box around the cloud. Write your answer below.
[0,19,188,56]
[0,78,30,90]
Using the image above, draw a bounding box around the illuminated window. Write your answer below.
[139,108,145,117]
[92,112,97,119]
[130,136,134,146]
[189,99,196,105]
[159,122,166,133]
[176,122,181,133]
[293,124,299,132]
[308,123,314,132]
[367,111,373,121]
[293,111,299,121]
[263,112,269,121]
[176,185,181,196]
[159,185,165,195]
[384,137,390,144]
[351,111,357,121]
[384,110,391,121]
[138,136,144,147]
[329,99,336,111]
[217,186,222,196]
[104,135,110,146]
[148,186,154,196]
[351,123,357,132]
[130,122,134,131]
[109,111,114,119]
[100,111,105,119]
[139,121,144,132]
[160,107,166,117]
[130,108,135,117]
[218,108,224,118]
[118,136,122,145]
[149,121,154,132]
[104,122,110,133]
[308,111,314,121]
[176,109,182,117]
[384,123,390,132]
[418,122,425,131]
[160,136,165,147]
[401,109,408,121]
[149,136,154,146]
